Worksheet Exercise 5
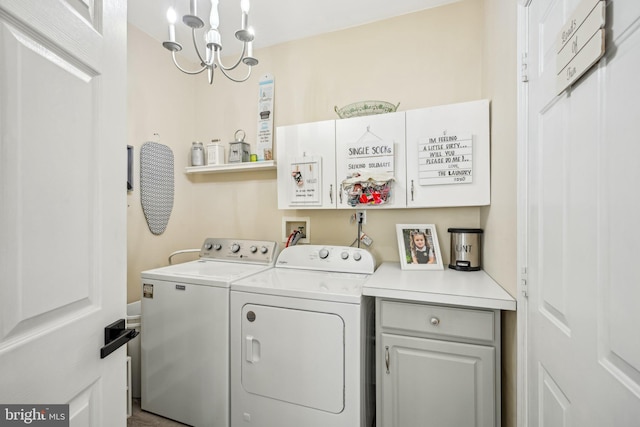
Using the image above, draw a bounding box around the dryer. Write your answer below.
[140,238,278,427]
[230,245,376,427]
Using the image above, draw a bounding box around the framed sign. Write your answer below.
[289,157,321,206]
[396,224,443,270]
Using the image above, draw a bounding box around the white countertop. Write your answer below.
[363,262,516,311]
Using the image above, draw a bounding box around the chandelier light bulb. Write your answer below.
[210,0,220,29]
[166,7,177,24]
[241,0,251,14]
[166,8,177,42]
[240,0,250,31]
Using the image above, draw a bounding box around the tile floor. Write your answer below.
[128,399,187,427]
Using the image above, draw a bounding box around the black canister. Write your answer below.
[448,228,483,271]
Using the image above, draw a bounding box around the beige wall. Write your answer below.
[480,1,518,426]
[128,1,492,289]
[127,0,518,424]
[189,0,487,265]
[127,25,202,302]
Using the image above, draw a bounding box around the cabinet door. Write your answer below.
[405,100,490,207]
[276,120,336,209]
[335,112,406,209]
[380,333,495,427]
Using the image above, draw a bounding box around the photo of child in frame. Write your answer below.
[408,229,435,264]
[396,224,443,270]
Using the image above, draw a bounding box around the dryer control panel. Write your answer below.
[276,245,375,274]
[200,238,279,265]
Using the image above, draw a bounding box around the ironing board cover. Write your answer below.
[140,142,174,235]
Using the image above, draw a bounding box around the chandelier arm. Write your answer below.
[191,28,212,66]
[171,51,208,75]
[217,62,252,83]
[215,43,247,71]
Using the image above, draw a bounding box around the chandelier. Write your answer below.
[162,0,258,84]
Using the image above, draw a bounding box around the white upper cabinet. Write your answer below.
[276,100,490,210]
[335,112,406,209]
[405,100,490,208]
[276,120,336,209]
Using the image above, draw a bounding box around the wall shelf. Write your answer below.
[185,160,276,175]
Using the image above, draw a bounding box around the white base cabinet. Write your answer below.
[376,299,501,427]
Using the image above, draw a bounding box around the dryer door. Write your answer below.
[241,304,345,413]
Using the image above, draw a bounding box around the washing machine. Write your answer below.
[230,245,376,427]
[140,238,279,427]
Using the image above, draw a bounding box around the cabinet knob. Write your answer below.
[430,317,440,326]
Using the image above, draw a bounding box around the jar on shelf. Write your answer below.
[207,139,224,165]
[191,141,204,166]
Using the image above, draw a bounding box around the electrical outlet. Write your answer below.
[356,210,366,224]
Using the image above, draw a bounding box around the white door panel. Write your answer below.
[241,304,345,413]
[522,0,640,425]
[1,21,97,339]
[598,14,640,398]
[381,333,495,427]
[0,0,126,423]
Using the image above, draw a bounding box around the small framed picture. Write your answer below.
[396,224,443,270]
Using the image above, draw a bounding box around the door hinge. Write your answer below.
[520,266,528,298]
[521,52,529,83]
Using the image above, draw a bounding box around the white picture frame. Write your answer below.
[396,224,443,270]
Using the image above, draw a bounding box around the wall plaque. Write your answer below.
[418,133,473,186]
[556,0,606,94]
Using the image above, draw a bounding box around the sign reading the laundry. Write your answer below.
[418,133,473,185]
[289,157,321,205]
[556,0,606,94]
[344,140,394,174]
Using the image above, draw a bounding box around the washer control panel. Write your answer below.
[199,238,279,265]
[276,245,375,274]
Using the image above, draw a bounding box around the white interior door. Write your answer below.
[0,0,127,424]
[520,0,640,425]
